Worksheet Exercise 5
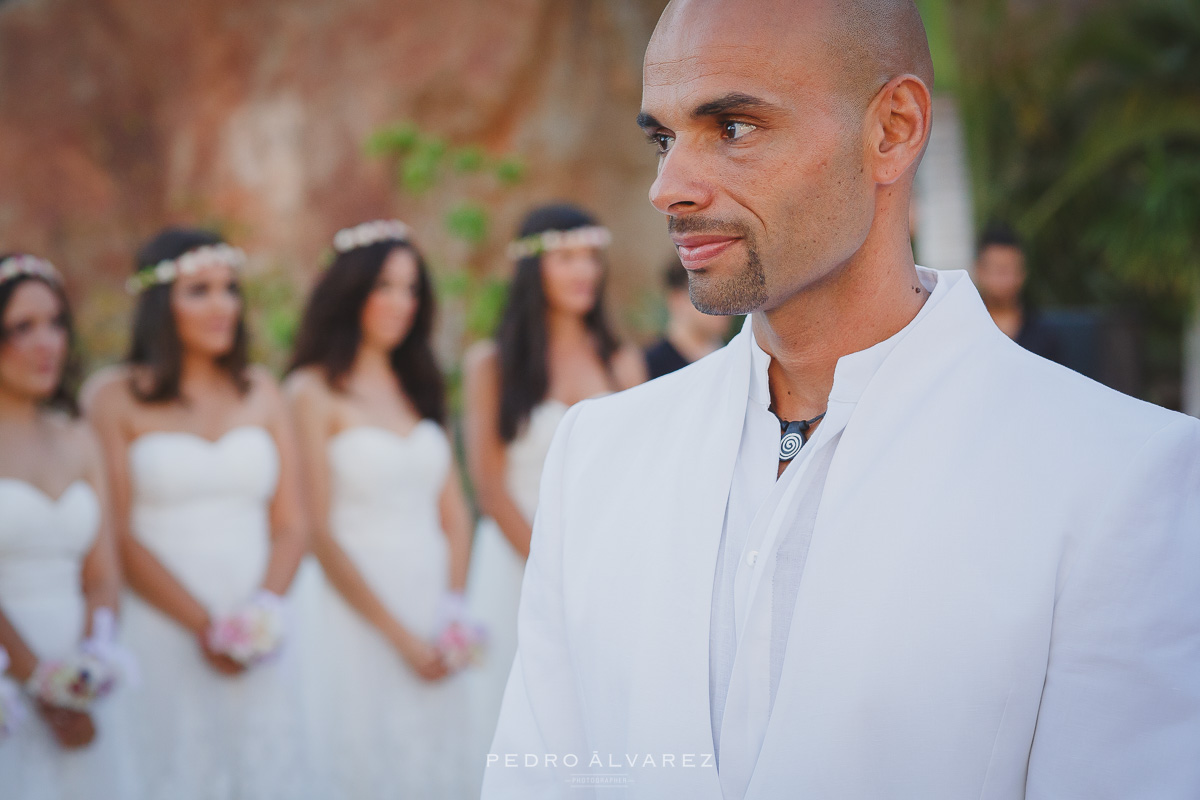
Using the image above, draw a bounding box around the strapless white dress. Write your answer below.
[466,399,572,785]
[121,426,315,799]
[309,421,471,798]
[0,478,139,800]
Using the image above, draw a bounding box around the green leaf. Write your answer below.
[466,278,509,337]
[495,158,525,186]
[365,122,421,157]
[445,202,489,244]
[452,146,486,173]
[400,153,439,194]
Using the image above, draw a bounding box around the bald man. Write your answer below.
[482,2,1200,798]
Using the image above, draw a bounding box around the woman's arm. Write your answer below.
[285,371,446,680]
[0,607,95,747]
[82,374,210,637]
[76,423,121,636]
[0,606,36,682]
[253,369,307,597]
[438,448,473,594]
[463,342,533,559]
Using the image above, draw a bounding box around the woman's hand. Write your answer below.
[198,632,247,676]
[392,632,449,682]
[37,701,96,749]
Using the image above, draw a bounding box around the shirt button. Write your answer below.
[745,550,759,567]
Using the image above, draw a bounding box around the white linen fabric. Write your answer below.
[120,426,315,800]
[0,479,139,800]
[484,267,1200,800]
[710,268,938,799]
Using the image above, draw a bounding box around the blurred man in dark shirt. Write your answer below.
[973,223,1061,362]
[645,258,732,379]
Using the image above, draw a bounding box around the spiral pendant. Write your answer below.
[779,430,804,461]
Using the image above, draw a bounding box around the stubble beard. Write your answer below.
[687,243,767,316]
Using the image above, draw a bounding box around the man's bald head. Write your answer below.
[649,0,933,114]
[640,0,935,316]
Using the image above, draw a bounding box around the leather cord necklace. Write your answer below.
[772,410,827,462]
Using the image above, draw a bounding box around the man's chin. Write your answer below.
[687,268,766,316]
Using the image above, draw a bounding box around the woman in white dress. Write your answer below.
[0,253,138,799]
[285,220,474,798]
[83,229,311,800]
[463,204,645,783]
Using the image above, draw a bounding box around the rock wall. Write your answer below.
[0,0,673,361]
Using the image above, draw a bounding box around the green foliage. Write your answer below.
[369,121,525,205]
[369,120,527,413]
[495,158,525,186]
[445,202,489,245]
[364,122,420,157]
[239,266,301,375]
[954,0,1200,299]
[950,0,1200,404]
[452,146,486,174]
[464,277,508,339]
[915,0,960,92]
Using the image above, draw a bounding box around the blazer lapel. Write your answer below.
[623,324,753,797]
[743,269,998,797]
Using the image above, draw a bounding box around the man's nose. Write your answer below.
[648,143,713,215]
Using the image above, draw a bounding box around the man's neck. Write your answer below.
[754,254,928,423]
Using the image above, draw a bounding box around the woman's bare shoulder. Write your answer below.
[280,365,335,406]
[79,364,137,416]
[463,339,498,372]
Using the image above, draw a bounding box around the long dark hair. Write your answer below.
[0,255,79,415]
[126,228,250,403]
[496,204,618,442]
[287,239,445,425]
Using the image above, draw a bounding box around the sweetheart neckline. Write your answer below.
[328,420,440,447]
[129,424,270,450]
[0,477,93,506]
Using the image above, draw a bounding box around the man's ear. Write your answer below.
[866,74,932,186]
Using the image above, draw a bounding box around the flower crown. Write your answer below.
[126,243,246,295]
[333,219,411,253]
[0,254,61,286]
[506,225,612,261]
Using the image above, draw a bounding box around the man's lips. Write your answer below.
[671,235,741,268]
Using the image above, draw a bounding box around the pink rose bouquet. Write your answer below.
[206,590,288,666]
[433,591,488,672]
[23,608,136,713]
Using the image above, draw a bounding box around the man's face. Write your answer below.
[639,0,877,315]
[974,244,1026,306]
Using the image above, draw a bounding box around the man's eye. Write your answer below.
[722,121,756,140]
[648,133,674,154]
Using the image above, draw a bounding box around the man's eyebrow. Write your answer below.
[636,93,778,130]
[691,92,778,118]
[635,112,662,130]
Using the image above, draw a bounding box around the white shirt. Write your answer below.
[709,269,940,798]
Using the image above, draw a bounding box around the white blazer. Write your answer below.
[483,268,1200,800]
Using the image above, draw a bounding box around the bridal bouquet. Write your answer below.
[433,592,488,672]
[206,590,288,666]
[24,608,137,713]
[0,647,28,739]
